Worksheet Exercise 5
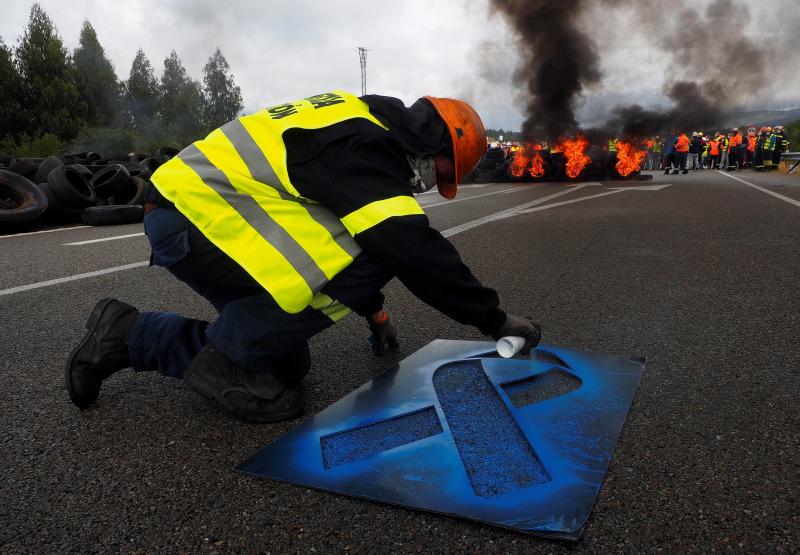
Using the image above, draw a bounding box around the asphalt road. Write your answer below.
[1,169,798,552]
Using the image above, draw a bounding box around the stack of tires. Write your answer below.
[0,147,178,230]
[470,147,507,183]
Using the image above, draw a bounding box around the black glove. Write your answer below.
[367,311,399,356]
[492,314,541,355]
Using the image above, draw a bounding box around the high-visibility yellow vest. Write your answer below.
[151,90,424,314]
[608,139,618,152]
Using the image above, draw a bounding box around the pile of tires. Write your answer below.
[470,147,508,183]
[0,147,178,230]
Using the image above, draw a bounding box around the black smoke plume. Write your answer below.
[490,0,785,141]
[489,0,601,140]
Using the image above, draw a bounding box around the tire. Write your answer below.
[9,158,39,180]
[37,182,59,212]
[35,156,64,184]
[0,170,48,224]
[106,153,131,163]
[90,164,130,199]
[84,164,108,175]
[69,163,94,182]
[112,176,148,206]
[38,182,83,222]
[82,205,144,226]
[123,162,152,180]
[47,165,96,209]
[142,157,159,175]
[154,146,179,166]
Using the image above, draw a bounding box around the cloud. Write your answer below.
[1,0,797,133]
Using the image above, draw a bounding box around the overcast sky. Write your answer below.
[2,0,798,131]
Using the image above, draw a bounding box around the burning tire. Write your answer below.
[506,149,550,182]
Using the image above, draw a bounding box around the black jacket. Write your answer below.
[149,95,506,336]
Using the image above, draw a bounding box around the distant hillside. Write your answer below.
[722,109,800,128]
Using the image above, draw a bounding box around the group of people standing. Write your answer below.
[642,126,790,174]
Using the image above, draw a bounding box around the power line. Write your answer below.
[357,47,368,96]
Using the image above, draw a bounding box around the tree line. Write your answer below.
[0,3,244,157]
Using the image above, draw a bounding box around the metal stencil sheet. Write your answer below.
[236,340,645,540]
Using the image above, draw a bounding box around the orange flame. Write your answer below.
[615,141,646,177]
[557,135,591,178]
[529,152,545,178]
[510,149,529,177]
[510,144,546,179]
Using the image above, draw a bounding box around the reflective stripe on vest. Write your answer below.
[150,90,418,314]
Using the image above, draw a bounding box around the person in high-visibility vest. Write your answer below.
[708,136,720,169]
[727,128,743,171]
[652,136,664,170]
[772,125,790,168]
[718,133,730,170]
[761,127,776,170]
[65,91,542,422]
[754,128,767,171]
[674,132,690,174]
[745,127,757,168]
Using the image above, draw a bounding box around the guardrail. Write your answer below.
[781,152,800,174]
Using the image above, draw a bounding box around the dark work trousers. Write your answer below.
[663,152,676,172]
[128,207,393,381]
[738,146,748,169]
[753,149,764,169]
[675,152,688,171]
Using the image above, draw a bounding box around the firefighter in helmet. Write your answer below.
[65,92,542,422]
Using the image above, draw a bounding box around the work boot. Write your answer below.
[663,169,670,175]
[184,345,304,423]
[681,169,689,174]
[65,298,139,408]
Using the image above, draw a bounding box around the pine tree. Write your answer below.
[73,20,120,128]
[159,50,205,145]
[0,39,24,142]
[15,3,85,141]
[124,48,159,131]
[202,48,243,129]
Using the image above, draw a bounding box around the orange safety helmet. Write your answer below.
[424,96,487,199]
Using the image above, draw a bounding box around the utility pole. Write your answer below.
[358,47,368,96]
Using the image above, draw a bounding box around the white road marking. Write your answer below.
[442,183,600,237]
[64,232,145,246]
[0,183,671,296]
[0,225,90,240]
[443,183,672,237]
[0,261,149,297]
[518,185,671,215]
[421,185,531,209]
[716,170,800,209]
